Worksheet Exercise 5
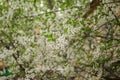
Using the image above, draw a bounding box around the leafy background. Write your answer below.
[0,0,120,80]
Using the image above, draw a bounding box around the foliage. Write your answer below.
[0,0,120,80]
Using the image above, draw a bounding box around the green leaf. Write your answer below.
[45,33,53,39]
[63,28,68,33]
[0,68,13,77]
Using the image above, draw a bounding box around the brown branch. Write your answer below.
[82,1,120,19]
[82,0,100,18]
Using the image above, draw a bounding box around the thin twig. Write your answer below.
[106,5,120,24]
[18,5,83,19]
[102,1,120,5]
